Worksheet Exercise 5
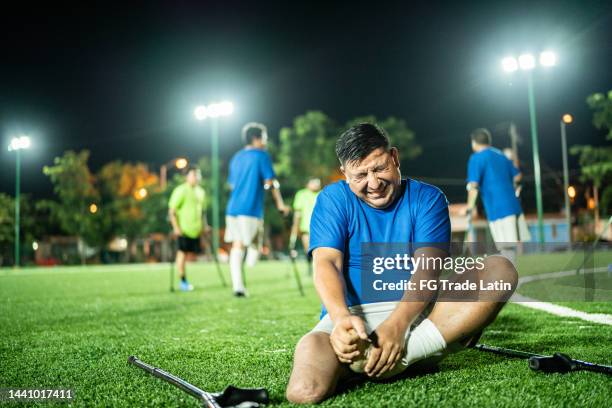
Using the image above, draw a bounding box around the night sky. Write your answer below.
[1,1,611,209]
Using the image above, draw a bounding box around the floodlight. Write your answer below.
[501,57,518,72]
[194,106,208,121]
[518,54,536,70]
[218,101,234,116]
[539,51,556,67]
[8,136,31,151]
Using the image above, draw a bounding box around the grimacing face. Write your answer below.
[341,147,401,209]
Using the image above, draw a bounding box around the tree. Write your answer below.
[570,90,612,224]
[273,111,340,191]
[0,194,14,265]
[587,90,612,141]
[0,193,52,266]
[344,115,422,169]
[570,145,612,221]
[43,151,104,261]
[97,161,159,260]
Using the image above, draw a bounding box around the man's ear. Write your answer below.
[340,166,347,181]
[390,147,400,168]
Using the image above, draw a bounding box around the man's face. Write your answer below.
[307,179,321,192]
[186,169,201,186]
[341,147,401,209]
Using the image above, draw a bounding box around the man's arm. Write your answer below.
[313,247,368,363]
[264,179,290,215]
[168,208,181,236]
[466,182,479,214]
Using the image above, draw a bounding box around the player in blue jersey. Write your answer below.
[225,122,289,296]
[465,128,531,262]
[286,123,518,404]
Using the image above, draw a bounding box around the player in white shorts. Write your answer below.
[225,123,289,296]
[465,128,531,263]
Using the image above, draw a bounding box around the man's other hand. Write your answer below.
[364,319,405,377]
[329,314,368,363]
[278,203,290,216]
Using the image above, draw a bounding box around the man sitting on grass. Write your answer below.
[286,123,518,404]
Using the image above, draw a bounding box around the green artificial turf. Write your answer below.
[1,258,611,407]
[514,249,612,277]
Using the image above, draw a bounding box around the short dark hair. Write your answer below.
[241,122,267,145]
[471,128,492,145]
[183,165,200,175]
[335,123,390,165]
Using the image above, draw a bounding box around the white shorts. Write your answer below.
[312,302,417,335]
[224,215,263,246]
[488,213,531,243]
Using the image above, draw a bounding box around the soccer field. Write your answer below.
[1,255,611,407]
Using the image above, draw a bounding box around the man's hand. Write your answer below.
[329,314,368,363]
[173,226,182,237]
[364,318,406,377]
[278,203,290,216]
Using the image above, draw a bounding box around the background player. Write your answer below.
[168,166,207,292]
[225,122,289,296]
[465,128,531,261]
[290,178,321,274]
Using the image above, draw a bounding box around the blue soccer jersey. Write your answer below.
[466,147,522,221]
[226,148,276,219]
[309,179,450,317]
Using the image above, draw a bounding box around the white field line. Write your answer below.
[512,266,612,325]
[0,263,170,277]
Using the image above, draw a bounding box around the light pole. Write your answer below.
[194,101,234,258]
[8,135,32,267]
[560,114,573,247]
[501,50,556,246]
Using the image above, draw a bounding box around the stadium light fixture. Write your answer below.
[567,185,576,199]
[194,101,234,120]
[194,105,208,121]
[539,51,557,67]
[8,134,32,267]
[193,100,235,258]
[89,203,98,214]
[8,135,31,151]
[501,57,518,73]
[518,54,536,70]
